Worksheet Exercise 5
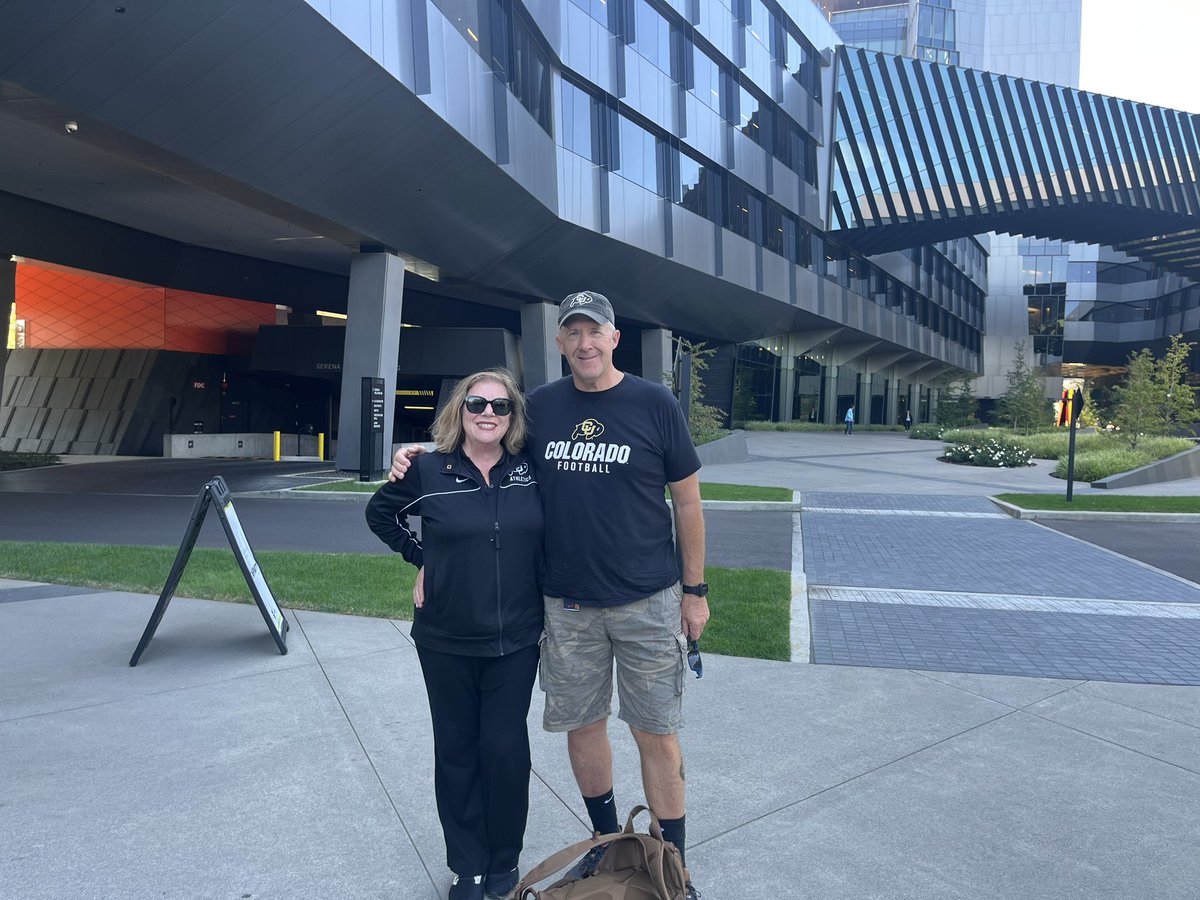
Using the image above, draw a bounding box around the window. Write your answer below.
[773,116,817,185]
[727,179,753,239]
[737,84,765,143]
[747,0,771,52]
[783,27,821,101]
[559,78,595,160]
[763,200,797,260]
[632,0,671,74]
[691,45,723,114]
[617,114,660,193]
[677,150,722,223]
[510,15,551,132]
[568,0,608,25]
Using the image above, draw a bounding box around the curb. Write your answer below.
[239,488,803,512]
[989,498,1200,524]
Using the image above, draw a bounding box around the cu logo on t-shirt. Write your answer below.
[572,418,605,440]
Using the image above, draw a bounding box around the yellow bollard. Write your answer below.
[318,433,325,461]
[273,431,281,461]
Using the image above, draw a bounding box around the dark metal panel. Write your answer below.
[873,53,926,222]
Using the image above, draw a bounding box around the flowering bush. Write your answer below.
[943,435,1033,468]
[908,424,946,440]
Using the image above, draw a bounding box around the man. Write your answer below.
[391,290,708,898]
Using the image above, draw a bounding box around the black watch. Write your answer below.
[682,582,709,597]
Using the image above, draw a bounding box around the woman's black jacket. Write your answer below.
[365,447,543,657]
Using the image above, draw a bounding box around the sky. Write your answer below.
[1079,0,1199,112]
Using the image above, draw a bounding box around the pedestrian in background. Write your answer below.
[844,406,855,435]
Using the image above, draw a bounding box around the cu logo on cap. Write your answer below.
[568,293,593,308]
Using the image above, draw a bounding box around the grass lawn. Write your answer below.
[299,479,792,502]
[994,493,1200,513]
[0,541,791,662]
[297,478,380,492]
[0,451,60,471]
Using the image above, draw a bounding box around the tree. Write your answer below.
[1076,381,1101,429]
[1111,335,1199,447]
[1156,334,1199,433]
[1112,348,1162,449]
[674,338,725,443]
[935,377,978,428]
[998,342,1050,434]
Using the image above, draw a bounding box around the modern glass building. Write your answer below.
[0,0,1195,461]
[823,0,1200,415]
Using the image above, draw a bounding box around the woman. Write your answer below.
[366,368,543,900]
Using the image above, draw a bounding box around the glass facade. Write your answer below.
[830,44,1200,280]
[404,0,1193,424]
[829,2,907,56]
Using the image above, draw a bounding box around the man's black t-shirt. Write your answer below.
[527,374,701,606]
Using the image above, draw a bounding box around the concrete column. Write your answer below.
[778,342,796,421]
[859,371,873,425]
[521,301,560,390]
[822,364,839,425]
[0,258,14,401]
[928,386,941,424]
[335,251,405,471]
[641,327,673,387]
[885,371,899,425]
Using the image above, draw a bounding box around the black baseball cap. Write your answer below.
[557,290,615,327]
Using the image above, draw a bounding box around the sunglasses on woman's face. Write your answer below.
[463,395,513,416]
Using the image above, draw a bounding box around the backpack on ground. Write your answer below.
[513,805,689,899]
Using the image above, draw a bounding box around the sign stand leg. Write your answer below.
[129,476,289,665]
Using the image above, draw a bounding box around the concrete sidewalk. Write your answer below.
[3,432,1200,898]
[3,581,1199,899]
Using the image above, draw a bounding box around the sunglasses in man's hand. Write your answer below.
[687,639,703,679]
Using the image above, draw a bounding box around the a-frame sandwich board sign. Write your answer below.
[129,475,289,666]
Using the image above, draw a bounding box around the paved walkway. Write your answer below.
[2,434,1199,898]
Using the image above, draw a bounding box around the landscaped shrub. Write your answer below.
[940,427,994,443]
[1052,437,1196,481]
[1012,431,1191,461]
[943,433,1033,467]
[1055,448,1157,482]
[1014,431,1072,460]
[908,424,945,440]
[1130,436,1195,457]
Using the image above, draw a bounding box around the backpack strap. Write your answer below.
[512,829,627,898]
[623,804,664,841]
[513,808,679,899]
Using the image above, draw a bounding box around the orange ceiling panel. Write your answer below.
[14,261,277,354]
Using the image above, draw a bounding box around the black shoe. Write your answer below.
[568,835,610,879]
[449,874,485,900]
[686,882,702,900]
[484,867,518,899]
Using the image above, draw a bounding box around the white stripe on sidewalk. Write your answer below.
[810,585,1200,619]
[803,508,1006,518]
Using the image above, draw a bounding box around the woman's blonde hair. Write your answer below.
[430,367,528,454]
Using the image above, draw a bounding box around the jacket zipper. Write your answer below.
[493,473,504,655]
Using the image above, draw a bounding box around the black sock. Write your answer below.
[659,815,686,868]
[582,788,619,836]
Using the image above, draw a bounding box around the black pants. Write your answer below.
[416,642,540,877]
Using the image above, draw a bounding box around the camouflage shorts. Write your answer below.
[539,583,687,735]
